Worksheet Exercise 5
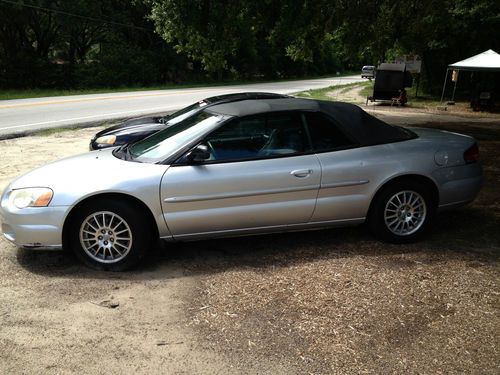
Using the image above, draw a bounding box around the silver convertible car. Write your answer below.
[0,97,482,270]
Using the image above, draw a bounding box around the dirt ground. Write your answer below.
[0,107,499,374]
[0,128,291,374]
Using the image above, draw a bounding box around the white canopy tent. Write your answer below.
[440,49,500,103]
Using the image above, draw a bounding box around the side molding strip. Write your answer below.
[164,184,319,203]
[321,180,369,189]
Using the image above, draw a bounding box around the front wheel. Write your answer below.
[368,182,435,243]
[69,200,152,271]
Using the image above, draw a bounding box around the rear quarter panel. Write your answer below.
[313,129,481,222]
[311,127,480,222]
[312,139,439,222]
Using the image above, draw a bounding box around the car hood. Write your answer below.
[9,149,169,206]
[94,116,165,138]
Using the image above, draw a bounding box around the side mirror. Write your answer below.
[186,144,211,163]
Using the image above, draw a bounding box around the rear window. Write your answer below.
[304,112,356,151]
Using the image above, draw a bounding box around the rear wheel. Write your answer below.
[69,199,152,271]
[368,181,435,243]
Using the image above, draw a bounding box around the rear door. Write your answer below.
[160,112,321,238]
[304,112,373,222]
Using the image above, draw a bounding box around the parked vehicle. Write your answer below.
[0,97,482,270]
[368,63,413,105]
[361,65,376,79]
[89,92,289,150]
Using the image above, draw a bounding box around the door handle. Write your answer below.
[291,169,312,178]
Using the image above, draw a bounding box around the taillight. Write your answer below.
[464,143,479,163]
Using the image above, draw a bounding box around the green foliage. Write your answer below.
[148,0,342,79]
[0,0,190,89]
[360,81,375,98]
[0,0,498,91]
[331,0,500,93]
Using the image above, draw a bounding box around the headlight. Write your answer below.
[8,188,53,209]
[95,135,116,146]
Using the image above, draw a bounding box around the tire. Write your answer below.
[69,199,152,271]
[368,181,436,243]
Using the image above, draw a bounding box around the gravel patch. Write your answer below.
[189,120,500,374]
[0,115,498,374]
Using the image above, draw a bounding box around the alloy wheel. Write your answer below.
[79,211,133,263]
[383,190,427,236]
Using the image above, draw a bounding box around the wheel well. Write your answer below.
[62,193,159,250]
[367,174,439,217]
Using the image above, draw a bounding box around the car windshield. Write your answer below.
[162,101,208,125]
[129,110,225,163]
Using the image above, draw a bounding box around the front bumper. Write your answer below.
[0,198,69,249]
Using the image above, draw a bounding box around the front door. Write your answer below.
[160,112,321,238]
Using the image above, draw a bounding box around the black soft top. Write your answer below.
[204,92,289,104]
[209,98,414,146]
[317,101,415,145]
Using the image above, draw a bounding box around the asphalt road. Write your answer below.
[0,75,362,137]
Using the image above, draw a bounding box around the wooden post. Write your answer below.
[440,68,450,104]
[450,70,459,102]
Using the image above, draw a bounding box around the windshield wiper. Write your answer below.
[124,144,144,162]
[113,144,125,159]
[113,144,134,161]
[123,144,134,161]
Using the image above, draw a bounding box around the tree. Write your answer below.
[1,0,497,90]
[148,0,343,78]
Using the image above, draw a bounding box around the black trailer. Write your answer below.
[367,63,413,105]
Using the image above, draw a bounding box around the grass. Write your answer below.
[360,81,374,98]
[0,83,251,100]
[337,80,443,106]
[34,121,112,137]
[405,84,444,107]
[0,87,170,101]
[305,78,475,110]
[360,80,445,107]
[295,81,371,101]
[0,71,358,101]
[37,127,77,137]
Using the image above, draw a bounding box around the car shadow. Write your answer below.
[15,206,499,280]
[14,120,500,279]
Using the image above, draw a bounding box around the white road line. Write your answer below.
[0,76,362,134]
[1,105,182,131]
[0,87,224,109]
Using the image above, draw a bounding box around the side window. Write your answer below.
[203,112,308,162]
[304,112,355,152]
[261,113,307,156]
[204,116,267,161]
